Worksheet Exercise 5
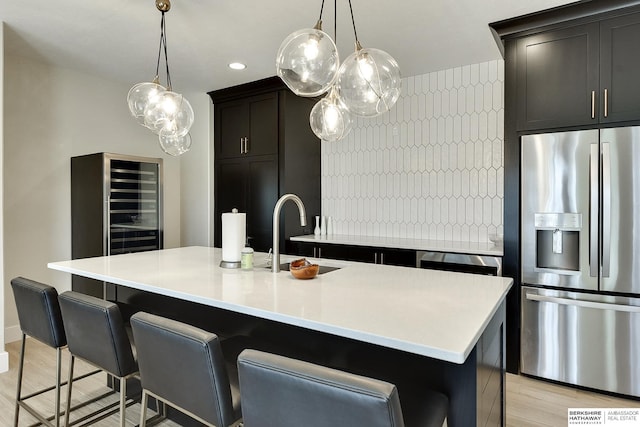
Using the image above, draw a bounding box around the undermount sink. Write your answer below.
[276,263,341,275]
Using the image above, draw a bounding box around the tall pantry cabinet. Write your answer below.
[210,77,321,253]
[71,152,163,297]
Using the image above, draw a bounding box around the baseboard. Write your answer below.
[0,350,8,373]
[5,324,22,344]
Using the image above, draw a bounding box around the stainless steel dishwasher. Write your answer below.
[416,251,502,276]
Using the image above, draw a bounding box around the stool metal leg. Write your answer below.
[64,355,75,427]
[139,390,148,427]
[119,377,127,427]
[54,347,62,427]
[15,335,64,427]
[14,334,26,427]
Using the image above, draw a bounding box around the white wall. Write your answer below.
[0,23,8,372]
[180,91,213,247]
[322,60,504,243]
[3,53,183,344]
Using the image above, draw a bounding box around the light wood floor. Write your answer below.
[1,338,638,426]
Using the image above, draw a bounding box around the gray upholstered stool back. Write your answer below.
[58,291,136,378]
[11,277,66,348]
[130,311,241,427]
[11,277,68,427]
[238,349,406,427]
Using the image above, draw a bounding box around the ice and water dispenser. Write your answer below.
[534,213,581,272]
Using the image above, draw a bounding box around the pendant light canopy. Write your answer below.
[275,0,401,141]
[126,0,193,156]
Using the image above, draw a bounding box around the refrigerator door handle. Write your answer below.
[602,142,611,277]
[526,292,640,313]
[589,143,599,277]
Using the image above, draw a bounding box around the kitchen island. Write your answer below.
[48,246,512,426]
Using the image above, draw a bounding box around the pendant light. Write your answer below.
[309,86,353,141]
[334,1,401,117]
[276,1,339,97]
[275,0,400,141]
[126,0,194,156]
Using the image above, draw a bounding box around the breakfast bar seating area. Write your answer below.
[9,273,455,427]
[47,246,512,427]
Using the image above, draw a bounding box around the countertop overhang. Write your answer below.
[290,234,504,256]
[48,246,512,364]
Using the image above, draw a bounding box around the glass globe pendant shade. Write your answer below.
[143,91,194,136]
[159,131,192,156]
[335,47,401,117]
[276,27,339,97]
[127,82,166,125]
[309,89,353,142]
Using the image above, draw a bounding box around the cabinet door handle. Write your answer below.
[245,137,249,154]
[374,253,378,264]
[380,253,384,264]
[604,88,609,118]
[318,248,322,258]
[240,137,245,154]
[591,90,596,119]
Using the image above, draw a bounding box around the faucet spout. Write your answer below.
[272,194,307,273]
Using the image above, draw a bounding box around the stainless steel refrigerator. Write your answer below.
[521,127,640,397]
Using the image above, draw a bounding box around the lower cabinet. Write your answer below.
[288,241,416,267]
[216,156,278,251]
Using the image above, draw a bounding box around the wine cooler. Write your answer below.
[71,152,163,297]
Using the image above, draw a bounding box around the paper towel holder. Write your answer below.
[220,208,245,269]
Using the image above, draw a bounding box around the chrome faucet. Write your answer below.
[272,194,307,272]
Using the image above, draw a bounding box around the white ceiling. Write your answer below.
[1,0,576,94]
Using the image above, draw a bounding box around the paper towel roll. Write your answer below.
[221,209,246,264]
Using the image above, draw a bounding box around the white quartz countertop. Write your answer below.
[290,234,503,256]
[48,246,512,364]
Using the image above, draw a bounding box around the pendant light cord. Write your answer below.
[317,0,325,24]
[154,12,172,90]
[334,0,337,42]
[163,13,172,90]
[347,0,360,46]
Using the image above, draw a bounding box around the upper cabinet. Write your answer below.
[599,13,640,123]
[216,92,278,159]
[515,12,640,131]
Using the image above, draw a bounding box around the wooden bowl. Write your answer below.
[290,260,319,280]
[290,258,311,268]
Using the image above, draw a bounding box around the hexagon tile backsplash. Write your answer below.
[321,60,504,243]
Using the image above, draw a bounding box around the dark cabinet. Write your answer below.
[211,77,320,253]
[217,92,278,159]
[289,241,416,267]
[599,13,640,123]
[216,158,278,251]
[516,24,599,130]
[516,12,640,130]
[379,248,417,267]
[71,153,163,297]
[320,244,376,263]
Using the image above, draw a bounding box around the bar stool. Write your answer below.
[130,311,242,427]
[58,291,138,427]
[11,277,70,427]
[237,349,449,427]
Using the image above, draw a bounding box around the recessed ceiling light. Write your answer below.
[229,62,247,70]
